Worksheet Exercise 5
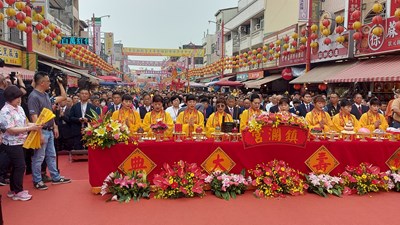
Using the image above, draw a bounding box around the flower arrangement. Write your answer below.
[340,162,389,195]
[385,168,400,192]
[100,170,150,203]
[305,173,344,197]
[153,160,207,199]
[249,160,308,198]
[150,121,168,133]
[82,110,130,149]
[204,170,252,200]
[248,112,308,134]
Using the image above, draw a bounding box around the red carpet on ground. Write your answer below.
[2,155,400,225]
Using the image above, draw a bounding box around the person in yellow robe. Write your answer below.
[142,95,174,138]
[111,94,142,135]
[332,99,360,132]
[176,94,205,137]
[305,95,333,132]
[360,98,389,132]
[206,98,233,137]
[240,93,263,132]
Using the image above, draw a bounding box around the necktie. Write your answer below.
[358,106,362,114]
[306,104,310,112]
[116,105,119,111]
[229,108,233,116]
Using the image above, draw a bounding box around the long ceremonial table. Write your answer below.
[88,140,400,188]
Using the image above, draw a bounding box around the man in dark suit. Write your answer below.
[350,93,369,120]
[298,92,314,117]
[200,97,214,121]
[107,91,122,114]
[138,93,152,119]
[55,97,73,151]
[225,95,240,120]
[68,89,96,150]
[239,97,251,115]
[324,92,340,117]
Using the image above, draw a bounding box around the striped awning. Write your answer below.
[243,75,282,89]
[39,61,81,78]
[326,56,400,83]
[0,66,35,80]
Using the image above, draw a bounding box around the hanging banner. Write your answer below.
[298,0,309,22]
[94,17,102,56]
[123,47,205,57]
[0,44,22,66]
[390,0,400,16]
[355,17,400,56]
[216,28,222,56]
[134,70,169,75]
[104,32,114,61]
[32,33,57,59]
[345,0,362,30]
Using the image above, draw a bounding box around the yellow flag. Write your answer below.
[23,108,55,149]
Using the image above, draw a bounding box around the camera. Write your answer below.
[50,72,67,96]
[9,72,17,84]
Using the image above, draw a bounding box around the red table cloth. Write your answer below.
[88,140,400,187]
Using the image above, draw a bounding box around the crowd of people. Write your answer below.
[1,71,400,202]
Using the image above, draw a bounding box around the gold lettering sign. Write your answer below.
[305,146,339,174]
[386,148,400,170]
[0,44,22,66]
[118,148,156,175]
[201,147,236,174]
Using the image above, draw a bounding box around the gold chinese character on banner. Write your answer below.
[305,146,339,174]
[201,147,236,174]
[118,148,156,175]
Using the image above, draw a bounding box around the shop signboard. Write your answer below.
[32,33,57,59]
[236,73,248,81]
[0,44,22,66]
[355,17,400,56]
[390,0,400,17]
[248,71,263,80]
[60,37,89,45]
[278,25,306,67]
[311,31,353,62]
[263,34,278,68]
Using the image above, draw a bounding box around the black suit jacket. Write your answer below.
[325,103,340,117]
[225,106,241,120]
[269,105,279,113]
[298,103,314,117]
[139,105,152,119]
[350,104,369,120]
[68,102,96,136]
[107,104,122,114]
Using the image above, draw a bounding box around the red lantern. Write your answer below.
[322,19,330,27]
[0,1,3,8]
[353,32,362,40]
[36,23,44,31]
[257,59,262,64]
[269,43,274,49]
[275,46,281,52]
[318,83,327,91]
[352,10,361,20]
[42,19,50,26]
[24,26,33,33]
[293,84,301,90]
[396,21,400,31]
[23,5,31,14]
[7,20,17,28]
[283,36,290,43]
[301,27,306,36]
[54,27,61,34]
[45,36,52,43]
[282,51,289,56]
[335,26,345,34]
[269,56,274,61]
[16,12,26,22]
[282,67,293,80]
[299,44,306,51]
[323,38,332,45]
[310,33,318,40]
[49,32,57,38]
[5,0,16,5]
[372,15,383,25]
[262,52,267,57]
[257,47,262,52]
[291,40,298,47]
[56,43,62,49]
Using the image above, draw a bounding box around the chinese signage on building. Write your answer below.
[0,44,22,66]
[123,47,205,57]
[355,17,400,56]
[60,37,89,45]
[346,0,362,29]
[32,33,57,58]
[248,71,263,80]
[236,73,248,81]
[311,32,353,63]
[104,32,114,62]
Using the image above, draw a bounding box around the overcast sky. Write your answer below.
[79,0,237,49]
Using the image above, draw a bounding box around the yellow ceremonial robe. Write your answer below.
[332,113,360,133]
[111,109,142,135]
[359,111,389,132]
[142,111,174,137]
[305,110,333,132]
[176,109,205,136]
[205,112,233,137]
[239,109,262,132]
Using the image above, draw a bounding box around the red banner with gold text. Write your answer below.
[242,125,309,149]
